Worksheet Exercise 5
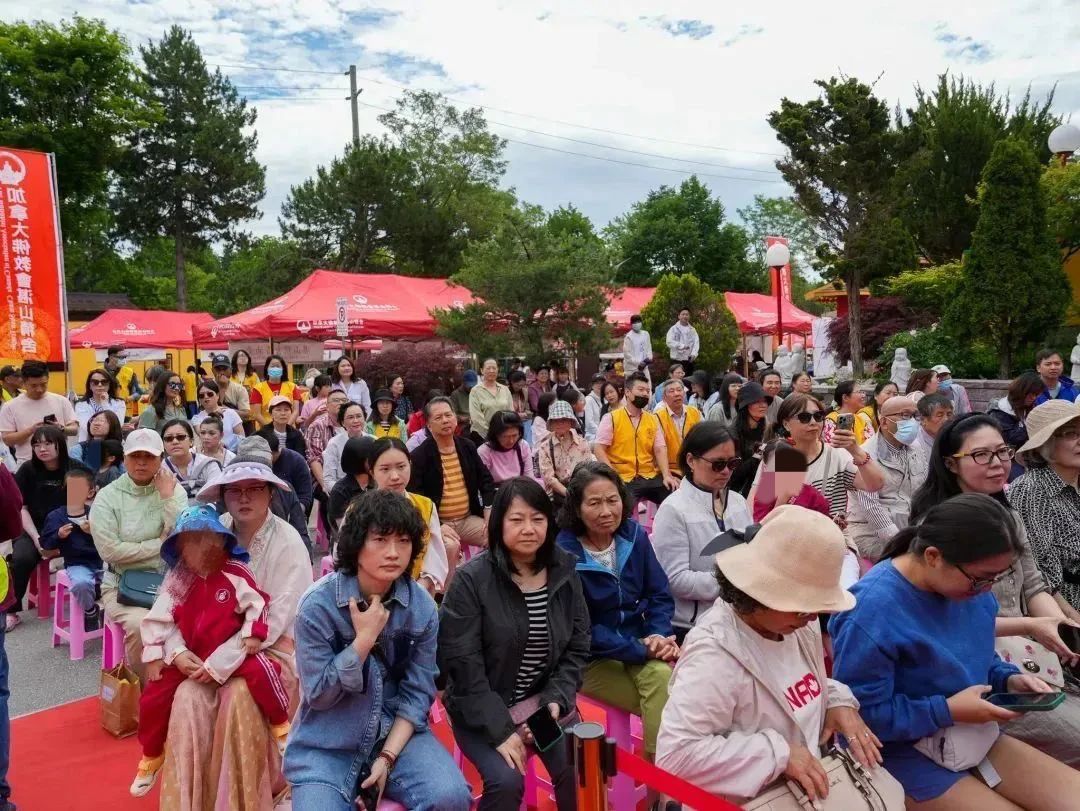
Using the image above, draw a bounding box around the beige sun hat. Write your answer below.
[1018,400,1080,455]
[714,504,856,613]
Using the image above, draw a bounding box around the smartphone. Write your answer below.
[836,413,855,432]
[1059,622,1080,654]
[985,692,1065,711]
[525,706,564,752]
[42,414,58,425]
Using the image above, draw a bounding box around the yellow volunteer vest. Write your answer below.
[254,380,297,427]
[607,408,660,482]
[656,406,702,468]
[405,491,434,580]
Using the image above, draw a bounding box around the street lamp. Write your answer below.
[1049,123,1080,167]
[765,242,791,352]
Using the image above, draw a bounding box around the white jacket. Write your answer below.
[652,477,752,629]
[657,600,859,802]
[584,391,604,442]
[666,323,700,361]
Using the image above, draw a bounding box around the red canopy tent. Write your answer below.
[70,309,225,349]
[722,292,815,336]
[604,287,657,332]
[192,270,474,342]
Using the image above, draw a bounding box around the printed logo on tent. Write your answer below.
[352,295,368,305]
[0,151,27,186]
[110,324,154,336]
[346,293,397,312]
[126,323,137,330]
[210,327,218,338]
[296,320,312,334]
[452,299,465,308]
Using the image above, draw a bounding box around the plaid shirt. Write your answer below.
[304,414,341,466]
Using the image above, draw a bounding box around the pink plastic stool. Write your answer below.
[633,500,658,533]
[26,559,54,619]
[580,695,648,808]
[51,570,105,660]
[377,801,407,810]
[314,520,330,553]
[320,555,334,577]
[454,745,545,811]
[102,615,126,670]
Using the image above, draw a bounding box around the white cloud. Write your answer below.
[12,0,1080,240]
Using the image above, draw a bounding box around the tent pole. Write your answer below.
[742,335,748,377]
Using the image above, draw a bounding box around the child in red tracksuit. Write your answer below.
[130,505,291,798]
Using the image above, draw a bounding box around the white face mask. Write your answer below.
[631,323,642,332]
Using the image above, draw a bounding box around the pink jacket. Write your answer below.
[656,599,858,802]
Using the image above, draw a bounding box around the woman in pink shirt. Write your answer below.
[476,410,537,491]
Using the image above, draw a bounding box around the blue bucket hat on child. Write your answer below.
[161,504,249,568]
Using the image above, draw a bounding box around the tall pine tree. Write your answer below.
[946,136,1068,377]
[114,26,264,310]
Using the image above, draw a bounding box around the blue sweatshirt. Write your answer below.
[829,560,1018,745]
[40,506,103,571]
[1035,375,1078,406]
[556,520,674,663]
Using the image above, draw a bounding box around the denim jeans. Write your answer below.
[0,621,10,802]
[290,730,470,811]
[65,565,101,613]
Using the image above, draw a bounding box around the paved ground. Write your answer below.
[6,607,101,718]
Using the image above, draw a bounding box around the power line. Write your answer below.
[234,85,348,92]
[209,58,784,159]
[348,98,783,184]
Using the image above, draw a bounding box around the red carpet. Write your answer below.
[11,697,155,810]
[8,697,576,810]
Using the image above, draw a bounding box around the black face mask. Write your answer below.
[631,395,651,409]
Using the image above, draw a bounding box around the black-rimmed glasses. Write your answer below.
[950,446,1015,465]
[954,561,1012,593]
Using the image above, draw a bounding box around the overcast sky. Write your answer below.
[14,0,1080,239]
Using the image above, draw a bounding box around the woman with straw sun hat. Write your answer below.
[656,505,888,806]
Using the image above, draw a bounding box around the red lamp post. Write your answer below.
[765,242,791,352]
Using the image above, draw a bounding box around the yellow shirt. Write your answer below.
[438,448,470,520]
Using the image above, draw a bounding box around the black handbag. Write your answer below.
[117,570,165,609]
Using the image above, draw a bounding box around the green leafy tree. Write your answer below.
[894,75,1058,264]
[280,136,407,270]
[434,204,616,361]
[378,90,511,277]
[639,274,740,373]
[885,262,963,314]
[218,236,309,314]
[113,25,264,310]
[946,136,1069,377]
[121,237,222,313]
[0,18,151,290]
[605,176,763,291]
[877,326,999,380]
[1043,161,1080,263]
[769,77,914,374]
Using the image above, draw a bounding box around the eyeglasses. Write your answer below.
[1054,428,1080,442]
[224,484,269,500]
[794,411,825,424]
[695,454,742,472]
[199,391,215,399]
[167,382,183,390]
[89,378,110,386]
[162,434,189,443]
[883,412,919,422]
[950,446,1015,465]
[954,561,1012,593]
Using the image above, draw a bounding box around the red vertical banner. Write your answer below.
[0,148,67,367]
[765,235,792,303]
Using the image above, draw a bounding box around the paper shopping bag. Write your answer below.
[100,662,140,738]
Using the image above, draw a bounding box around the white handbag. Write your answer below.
[913,721,999,772]
[742,747,905,810]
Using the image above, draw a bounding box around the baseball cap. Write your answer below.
[212,354,231,369]
[931,364,951,375]
[463,370,478,385]
[124,428,164,457]
[268,395,292,411]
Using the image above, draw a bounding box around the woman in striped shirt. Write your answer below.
[439,478,590,811]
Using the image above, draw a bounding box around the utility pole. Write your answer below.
[347,65,362,144]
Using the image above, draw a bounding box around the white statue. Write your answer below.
[790,343,807,375]
[891,347,912,391]
[773,346,794,384]
[1072,333,1080,381]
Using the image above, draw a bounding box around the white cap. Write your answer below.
[268,395,292,410]
[123,428,164,457]
[931,364,951,375]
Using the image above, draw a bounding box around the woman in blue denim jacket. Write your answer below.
[284,489,471,810]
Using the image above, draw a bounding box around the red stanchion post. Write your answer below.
[572,721,611,811]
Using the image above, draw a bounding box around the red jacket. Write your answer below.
[0,466,22,541]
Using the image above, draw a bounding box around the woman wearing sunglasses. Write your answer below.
[653,422,753,644]
[910,413,1080,767]
[189,380,244,452]
[138,373,188,432]
[753,393,885,524]
[74,368,127,442]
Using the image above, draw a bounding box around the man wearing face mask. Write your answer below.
[593,372,680,506]
[931,364,971,416]
[622,314,653,384]
[846,396,929,562]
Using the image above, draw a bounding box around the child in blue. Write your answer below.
[830,494,1080,807]
[41,467,103,628]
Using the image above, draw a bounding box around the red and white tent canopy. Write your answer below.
[70,309,224,349]
[192,270,474,342]
[722,292,815,336]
